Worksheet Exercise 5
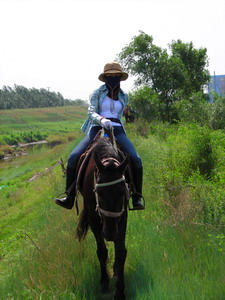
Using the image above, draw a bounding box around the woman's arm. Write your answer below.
[87,89,104,125]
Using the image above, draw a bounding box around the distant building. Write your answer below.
[208,74,225,102]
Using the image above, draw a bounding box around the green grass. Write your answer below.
[0,106,87,146]
[0,109,225,299]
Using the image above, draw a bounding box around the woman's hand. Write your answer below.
[100,118,112,129]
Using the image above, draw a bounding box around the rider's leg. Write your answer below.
[113,127,145,210]
[131,166,145,209]
[55,127,101,209]
[55,166,77,209]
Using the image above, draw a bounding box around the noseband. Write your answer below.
[94,173,129,219]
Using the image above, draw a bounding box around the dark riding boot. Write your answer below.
[55,167,76,210]
[132,167,145,210]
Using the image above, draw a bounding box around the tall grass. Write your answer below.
[1,176,224,299]
[0,105,87,146]
[0,111,225,299]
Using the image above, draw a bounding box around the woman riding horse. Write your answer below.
[55,62,145,210]
[76,132,129,299]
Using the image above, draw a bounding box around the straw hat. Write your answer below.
[98,62,128,82]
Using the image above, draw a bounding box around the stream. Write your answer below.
[0,141,62,189]
[0,142,49,172]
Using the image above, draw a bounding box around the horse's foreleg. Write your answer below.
[91,224,109,293]
[114,237,127,300]
[97,239,109,292]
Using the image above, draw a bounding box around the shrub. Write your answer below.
[20,131,48,143]
[0,136,7,145]
[133,120,150,138]
[189,174,225,225]
[129,86,162,122]
[3,133,21,145]
[1,131,48,145]
[173,92,210,126]
[152,123,225,225]
[209,93,225,130]
[166,124,215,179]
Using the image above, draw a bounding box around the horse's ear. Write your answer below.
[94,152,105,172]
[118,155,129,174]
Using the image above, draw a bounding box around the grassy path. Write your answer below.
[0,107,225,299]
[1,179,224,299]
[1,143,224,299]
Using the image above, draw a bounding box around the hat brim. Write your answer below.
[98,71,128,82]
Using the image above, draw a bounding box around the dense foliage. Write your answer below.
[129,88,225,130]
[0,85,86,109]
[129,121,225,226]
[118,31,210,122]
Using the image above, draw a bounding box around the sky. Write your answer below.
[0,0,224,101]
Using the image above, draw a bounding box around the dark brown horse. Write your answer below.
[123,105,137,124]
[76,130,129,300]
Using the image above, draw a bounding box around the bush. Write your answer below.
[166,124,215,179]
[3,133,22,145]
[210,130,225,184]
[209,94,225,130]
[0,136,7,145]
[189,174,225,225]
[173,92,210,126]
[20,131,48,143]
[129,86,162,122]
[1,131,48,145]
[150,123,225,225]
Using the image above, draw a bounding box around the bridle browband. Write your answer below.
[95,175,125,188]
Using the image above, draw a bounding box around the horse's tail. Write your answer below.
[76,208,89,241]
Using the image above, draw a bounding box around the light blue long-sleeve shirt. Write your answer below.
[81,84,128,134]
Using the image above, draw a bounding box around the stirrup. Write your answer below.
[55,192,67,200]
[55,191,75,210]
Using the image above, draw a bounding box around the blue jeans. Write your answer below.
[67,126,142,170]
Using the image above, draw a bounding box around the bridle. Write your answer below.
[94,160,130,219]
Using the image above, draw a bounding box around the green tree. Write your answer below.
[170,39,210,97]
[209,93,225,130]
[0,85,81,109]
[118,31,210,122]
[129,86,161,122]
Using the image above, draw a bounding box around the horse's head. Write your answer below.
[94,152,129,241]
